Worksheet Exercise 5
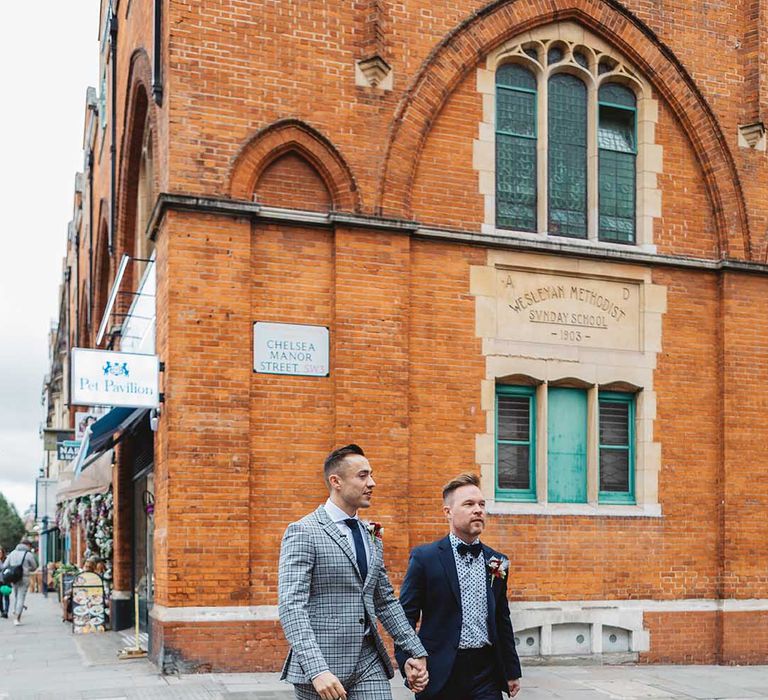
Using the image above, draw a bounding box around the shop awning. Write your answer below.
[72,407,148,476]
[89,407,147,453]
[56,449,114,502]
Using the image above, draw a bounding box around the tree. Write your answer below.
[0,493,25,552]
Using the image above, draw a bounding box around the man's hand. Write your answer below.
[312,671,347,700]
[405,656,429,694]
[508,678,521,697]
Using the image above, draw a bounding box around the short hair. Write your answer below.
[324,444,366,483]
[442,473,480,502]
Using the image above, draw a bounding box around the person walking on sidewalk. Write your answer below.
[278,444,428,700]
[4,538,38,626]
[0,547,10,618]
[396,473,522,699]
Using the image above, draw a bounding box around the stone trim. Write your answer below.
[148,598,768,624]
[474,21,660,251]
[487,501,661,517]
[471,251,665,514]
[150,604,279,622]
[145,194,768,275]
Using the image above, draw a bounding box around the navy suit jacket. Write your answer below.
[395,536,522,699]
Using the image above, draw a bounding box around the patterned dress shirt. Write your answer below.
[449,532,490,649]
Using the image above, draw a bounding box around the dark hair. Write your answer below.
[324,444,365,483]
[442,473,480,502]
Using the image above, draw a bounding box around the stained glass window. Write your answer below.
[599,83,636,243]
[496,64,537,232]
[547,46,564,65]
[548,73,587,238]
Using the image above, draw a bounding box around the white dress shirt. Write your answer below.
[324,498,372,568]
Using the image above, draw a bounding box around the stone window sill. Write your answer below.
[487,501,662,518]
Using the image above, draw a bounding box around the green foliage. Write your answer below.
[0,493,26,553]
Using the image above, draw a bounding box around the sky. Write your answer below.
[0,5,99,514]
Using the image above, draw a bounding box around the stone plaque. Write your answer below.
[497,270,641,351]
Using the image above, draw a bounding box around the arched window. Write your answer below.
[548,74,588,238]
[135,122,155,283]
[485,34,652,247]
[495,63,537,232]
[598,83,637,243]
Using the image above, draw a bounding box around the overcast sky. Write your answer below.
[0,5,99,514]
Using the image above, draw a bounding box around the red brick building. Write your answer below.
[48,0,768,671]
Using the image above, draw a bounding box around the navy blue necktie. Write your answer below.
[344,518,368,581]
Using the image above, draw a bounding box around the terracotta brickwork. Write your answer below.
[640,612,719,664]
[57,0,768,673]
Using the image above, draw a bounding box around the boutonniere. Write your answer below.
[366,521,384,542]
[486,555,508,584]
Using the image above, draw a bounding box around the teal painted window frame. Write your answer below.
[597,84,637,244]
[495,64,538,232]
[495,385,537,502]
[598,391,636,504]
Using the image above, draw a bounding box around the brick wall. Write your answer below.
[67,0,768,671]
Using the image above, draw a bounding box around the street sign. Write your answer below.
[57,440,81,461]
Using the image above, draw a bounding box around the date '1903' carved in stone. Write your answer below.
[497,271,640,351]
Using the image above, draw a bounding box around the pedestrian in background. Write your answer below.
[4,538,38,626]
[0,546,10,619]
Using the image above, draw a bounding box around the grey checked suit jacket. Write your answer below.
[278,505,427,684]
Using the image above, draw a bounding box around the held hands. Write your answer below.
[405,656,429,694]
[312,671,348,700]
[508,678,521,697]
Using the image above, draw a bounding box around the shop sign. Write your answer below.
[71,348,160,408]
[75,410,105,440]
[57,440,81,461]
[72,571,107,634]
[253,322,329,377]
[43,428,75,451]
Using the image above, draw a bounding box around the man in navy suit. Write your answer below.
[396,473,522,699]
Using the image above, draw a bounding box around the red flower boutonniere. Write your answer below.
[366,521,384,542]
[487,555,508,584]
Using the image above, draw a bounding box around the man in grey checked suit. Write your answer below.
[279,444,428,700]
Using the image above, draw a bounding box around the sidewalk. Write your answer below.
[1,593,767,699]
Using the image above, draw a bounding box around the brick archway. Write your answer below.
[378,0,750,259]
[117,49,160,294]
[229,119,361,212]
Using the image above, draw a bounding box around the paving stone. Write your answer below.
[2,594,768,699]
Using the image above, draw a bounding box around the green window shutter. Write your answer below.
[496,64,537,232]
[547,387,587,503]
[548,74,588,238]
[495,385,536,502]
[598,84,637,244]
[598,392,635,503]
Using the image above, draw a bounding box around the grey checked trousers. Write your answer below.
[293,637,392,700]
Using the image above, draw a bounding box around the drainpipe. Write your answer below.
[88,147,94,330]
[109,9,118,257]
[74,222,80,346]
[152,0,163,105]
